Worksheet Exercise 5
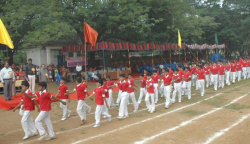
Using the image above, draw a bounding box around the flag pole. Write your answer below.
[85,42,87,78]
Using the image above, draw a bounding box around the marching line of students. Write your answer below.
[13,58,249,141]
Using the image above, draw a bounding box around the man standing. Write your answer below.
[39,64,49,83]
[76,63,82,78]
[25,58,36,94]
[1,62,15,101]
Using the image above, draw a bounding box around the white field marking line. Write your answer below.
[20,83,246,144]
[4,87,213,136]
[203,112,250,144]
[70,84,247,144]
[134,93,250,144]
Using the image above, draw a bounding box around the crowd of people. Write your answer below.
[8,56,250,141]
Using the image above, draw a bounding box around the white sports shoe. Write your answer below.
[38,133,47,140]
[93,124,100,128]
[23,135,31,140]
[61,118,66,121]
[45,136,56,141]
[108,116,112,122]
[67,110,71,118]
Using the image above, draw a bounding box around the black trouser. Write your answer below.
[76,71,81,78]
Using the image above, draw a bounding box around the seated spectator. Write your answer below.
[18,69,26,80]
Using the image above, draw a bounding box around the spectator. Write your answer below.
[76,63,82,78]
[39,64,49,83]
[25,58,36,94]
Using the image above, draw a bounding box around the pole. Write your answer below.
[6,45,8,58]
[196,49,198,61]
[103,49,105,78]
[85,42,87,78]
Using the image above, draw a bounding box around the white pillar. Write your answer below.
[46,47,51,66]
[73,52,77,57]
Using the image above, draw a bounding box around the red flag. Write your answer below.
[84,22,98,46]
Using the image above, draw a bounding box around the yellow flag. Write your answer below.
[0,19,14,49]
[178,29,182,48]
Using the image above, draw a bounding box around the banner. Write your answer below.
[67,57,88,67]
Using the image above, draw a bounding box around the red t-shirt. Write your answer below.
[162,75,172,85]
[127,78,134,93]
[236,64,242,71]
[152,75,160,83]
[178,70,184,81]
[190,67,197,74]
[225,65,231,71]
[107,80,114,90]
[58,84,68,99]
[173,74,181,83]
[103,83,109,98]
[75,84,86,100]
[203,66,210,75]
[218,65,225,75]
[140,78,146,87]
[120,81,129,91]
[210,66,219,75]
[196,70,205,79]
[144,74,147,79]
[37,91,52,111]
[82,82,88,89]
[184,71,192,81]
[231,64,236,72]
[117,81,121,90]
[22,90,35,111]
[169,70,174,77]
[93,87,105,105]
[146,79,154,93]
[242,62,247,67]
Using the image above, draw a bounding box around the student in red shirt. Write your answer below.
[236,61,242,81]
[177,65,185,96]
[143,69,148,79]
[210,62,219,90]
[67,77,88,125]
[158,69,172,108]
[190,63,197,87]
[127,73,138,112]
[172,69,182,103]
[225,61,231,86]
[106,75,116,108]
[152,70,160,103]
[218,60,226,88]
[230,60,237,83]
[242,59,247,79]
[195,65,206,96]
[55,77,71,121]
[116,74,130,119]
[81,77,92,113]
[203,63,210,88]
[86,80,111,127]
[167,66,174,77]
[159,68,166,97]
[115,79,122,106]
[35,82,66,141]
[183,67,192,99]
[13,81,39,140]
[145,73,155,113]
[137,74,147,105]
[102,78,111,118]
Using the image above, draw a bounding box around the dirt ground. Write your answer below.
[1,79,250,144]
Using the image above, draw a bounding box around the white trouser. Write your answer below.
[108,89,115,108]
[218,75,225,88]
[197,79,205,96]
[103,98,110,114]
[137,88,146,104]
[164,85,171,108]
[145,93,155,111]
[95,105,110,125]
[225,71,231,85]
[60,99,70,119]
[231,72,236,83]
[118,92,129,117]
[153,83,159,103]
[205,75,210,88]
[181,81,186,95]
[76,100,87,120]
[35,111,55,137]
[21,111,37,137]
[192,74,196,86]
[159,83,164,97]
[247,67,250,78]
[28,75,36,94]
[242,67,247,79]
[184,81,191,99]
[211,74,218,90]
[172,83,182,102]
[127,92,138,110]
[116,90,122,104]
[237,71,242,81]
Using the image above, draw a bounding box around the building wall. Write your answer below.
[27,48,41,66]
[40,49,47,66]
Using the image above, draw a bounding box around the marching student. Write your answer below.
[218,60,225,88]
[115,79,122,106]
[137,74,147,105]
[167,66,174,77]
[247,58,250,79]
[203,63,210,88]
[67,77,88,125]
[86,80,112,127]
[152,67,160,76]
[127,73,139,112]
[242,59,247,79]
[35,82,66,141]
[143,69,148,79]
[145,73,155,113]
[117,74,130,119]
[106,75,116,108]
[210,62,219,90]
[172,69,182,103]
[159,68,166,98]
[152,70,160,103]
[184,67,192,99]
[55,77,71,121]
[177,65,185,96]
[13,81,39,140]
[81,77,91,113]
[225,61,231,85]
[102,78,111,118]
[230,60,237,84]
[195,65,206,96]
[190,63,197,87]
[158,69,172,108]
[236,61,242,81]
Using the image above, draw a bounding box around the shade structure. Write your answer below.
[185,44,225,50]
